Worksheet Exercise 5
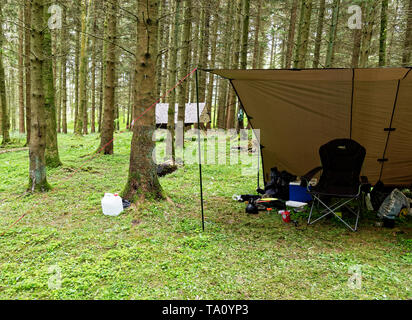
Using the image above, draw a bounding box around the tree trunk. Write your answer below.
[378,0,388,67]
[43,4,62,168]
[74,28,80,133]
[156,0,167,101]
[252,0,262,69]
[387,0,400,66]
[123,0,162,202]
[402,0,412,66]
[98,24,106,133]
[99,0,117,154]
[285,0,298,69]
[18,5,25,134]
[75,0,88,135]
[90,0,97,133]
[217,0,233,129]
[324,0,340,67]
[29,0,50,192]
[0,3,9,145]
[312,0,326,68]
[351,28,362,67]
[197,1,211,103]
[226,0,241,129]
[61,4,67,134]
[240,0,250,69]
[294,0,313,69]
[359,2,375,68]
[166,0,182,163]
[52,29,59,134]
[24,0,32,145]
[176,0,192,159]
[189,8,200,103]
[205,12,218,130]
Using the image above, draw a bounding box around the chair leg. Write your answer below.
[308,199,316,225]
[308,196,360,231]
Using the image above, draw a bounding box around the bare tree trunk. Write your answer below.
[166,0,181,163]
[351,29,362,67]
[240,0,250,69]
[0,3,10,145]
[285,0,298,69]
[98,25,105,133]
[387,0,400,66]
[379,0,388,66]
[52,29,59,134]
[325,0,340,68]
[197,1,211,103]
[29,0,50,191]
[217,0,233,129]
[123,0,162,202]
[359,2,375,68]
[43,4,62,168]
[176,0,192,159]
[312,0,326,68]
[156,0,166,99]
[294,0,313,69]
[61,4,67,134]
[18,5,25,134]
[75,0,88,135]
[24,0,32,144]
[226,0,241,129]
[74,28,80,133]
[205,12,218,130]
[402,0,412,66]
[252,0,262,69]
[99,0,117,154]
[91,0,97,133]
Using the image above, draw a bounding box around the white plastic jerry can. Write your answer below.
[101,193,124,216]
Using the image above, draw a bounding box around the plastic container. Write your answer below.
[289,182,312,202]
[101,193,124,216]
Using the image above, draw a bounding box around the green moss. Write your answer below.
[46,156,62,168]
[27,178,52,193]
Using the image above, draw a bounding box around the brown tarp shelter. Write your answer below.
[209,68,412,186]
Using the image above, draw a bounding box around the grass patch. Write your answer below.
[0,132,411,299]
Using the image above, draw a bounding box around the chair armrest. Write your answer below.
[300,166,322,188]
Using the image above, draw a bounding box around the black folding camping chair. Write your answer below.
[301,139,369,232]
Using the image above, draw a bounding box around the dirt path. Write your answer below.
[0,147,28,155]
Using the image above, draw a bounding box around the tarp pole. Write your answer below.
[379,79,401,180]
[350,69,355,139]
[195,69,205,231]
[257,144,260,190]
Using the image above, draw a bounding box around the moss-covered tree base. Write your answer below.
[122,171,164,203]
[27,178,51,193]
[45,155,62,168]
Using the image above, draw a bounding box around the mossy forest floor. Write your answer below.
[0,132,411,299]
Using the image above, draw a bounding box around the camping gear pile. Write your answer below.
[372,184,412,228]
[207,68,412,231]
[235,167,302,223]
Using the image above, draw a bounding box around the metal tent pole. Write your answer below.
[195,69,205,231]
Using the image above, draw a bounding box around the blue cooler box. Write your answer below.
[289,182,312,202]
